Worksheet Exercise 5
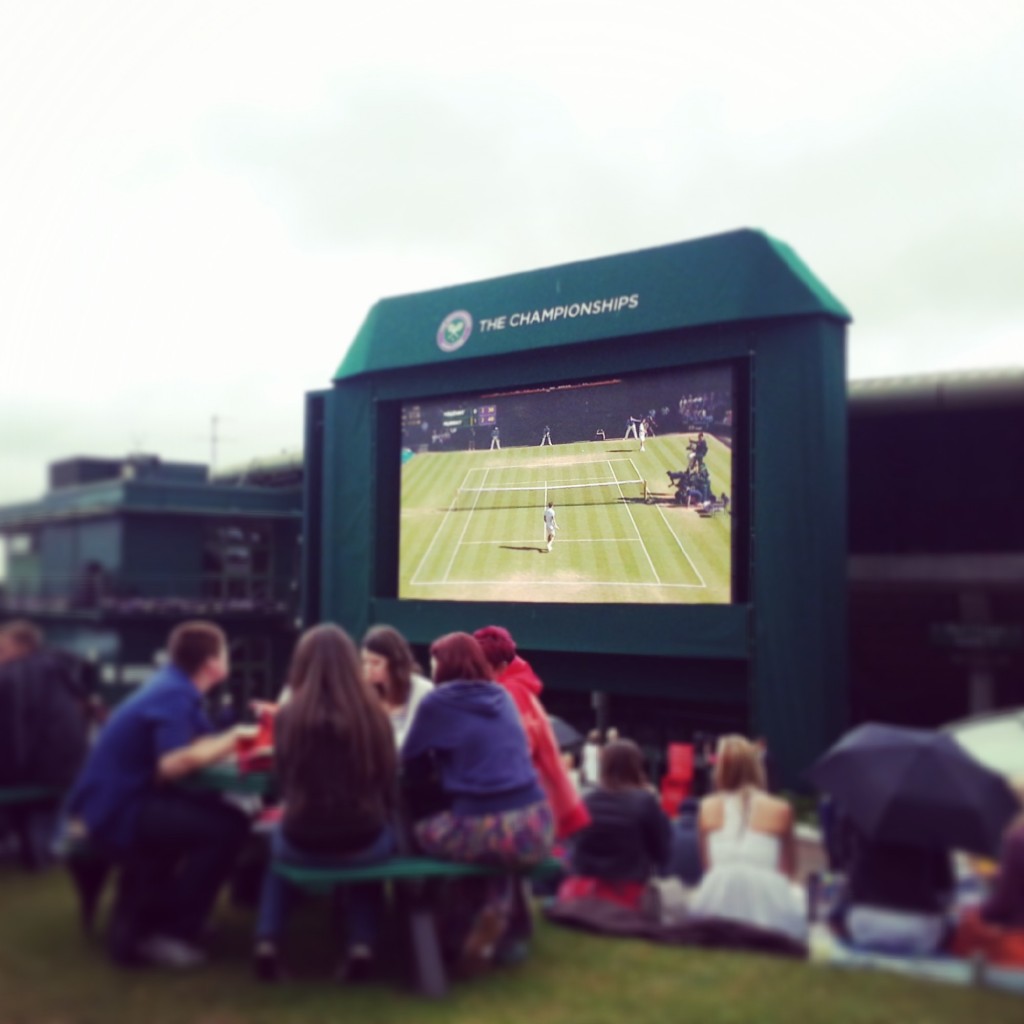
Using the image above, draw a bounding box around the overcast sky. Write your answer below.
[2,0,1022,506]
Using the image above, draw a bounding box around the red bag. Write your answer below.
[951,907,1024,968]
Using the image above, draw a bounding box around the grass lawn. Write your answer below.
[1,868,1021,1024]
[399,435,731,604]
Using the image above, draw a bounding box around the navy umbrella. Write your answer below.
[547,715,585,753]
[808,722,1020,858]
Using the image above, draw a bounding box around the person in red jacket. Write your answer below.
[473,625,589,963]
[473,626,589,841]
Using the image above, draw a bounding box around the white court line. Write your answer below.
[630,456,708,589]
[653,505,707,587]
[460,475,641,493]
[407,579,707,589]
[461,538,640,545]
[442,466,490,583]
[611,459,660,584]
[410,467,479,585]
[483,457,638,475]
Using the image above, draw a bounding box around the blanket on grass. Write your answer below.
[809,924,1024,996]
[544,896,807,959]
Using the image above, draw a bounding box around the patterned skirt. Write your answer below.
[414,799,554,869]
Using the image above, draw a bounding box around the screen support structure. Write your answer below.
[307,230,850,788]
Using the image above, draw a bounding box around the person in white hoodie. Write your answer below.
[360,625,433,749]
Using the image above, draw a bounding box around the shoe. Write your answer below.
[457,904,508,977]
[253,939,280,982]
[337,946,376,984]
[138,934,207,970]
[494,938,531,968]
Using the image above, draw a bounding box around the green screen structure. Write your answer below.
[304,229,851,786]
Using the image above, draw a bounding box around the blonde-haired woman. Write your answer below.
[688,735,806,943]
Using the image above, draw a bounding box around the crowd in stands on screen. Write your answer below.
[678,394,724,431]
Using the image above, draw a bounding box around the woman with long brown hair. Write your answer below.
[253,624,396,982]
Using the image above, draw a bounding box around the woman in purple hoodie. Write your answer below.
[401,632,553,972]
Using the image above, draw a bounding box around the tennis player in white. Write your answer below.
[544,501,558,552]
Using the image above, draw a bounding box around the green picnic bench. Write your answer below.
[273,855,564,997]
[0,786,63,807]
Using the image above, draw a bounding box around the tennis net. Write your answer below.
[453,477,647,511]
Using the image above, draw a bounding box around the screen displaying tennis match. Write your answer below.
[398,363,734,605]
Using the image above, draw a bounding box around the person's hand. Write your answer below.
[233,722,260,741]
[249,699,279,718]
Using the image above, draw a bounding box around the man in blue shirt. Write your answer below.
[68,620,250,968]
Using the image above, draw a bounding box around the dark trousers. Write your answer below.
[110,790,248,957]
[3,801,59,869]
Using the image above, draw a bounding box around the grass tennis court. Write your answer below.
[399,434,732,604]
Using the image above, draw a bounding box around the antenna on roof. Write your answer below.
[210,415,220,479]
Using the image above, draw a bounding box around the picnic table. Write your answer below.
[0,785,63,807]
[275,854,564,997]
[191,758,272,797]
[61,747,565,997]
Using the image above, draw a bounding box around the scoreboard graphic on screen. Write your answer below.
[440,405,496,428]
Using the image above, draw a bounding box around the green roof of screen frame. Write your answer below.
[335,228,850,381]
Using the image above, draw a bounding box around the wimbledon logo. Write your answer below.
[436,310,473,353]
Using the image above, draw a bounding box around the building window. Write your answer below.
[201,523,273,606]
[217,633,275,717]
[8,533,36,556]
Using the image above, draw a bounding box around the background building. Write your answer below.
[0,453,302,715]
[848,368,1024,728]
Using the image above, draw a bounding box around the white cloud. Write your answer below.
[2,0,1023,505]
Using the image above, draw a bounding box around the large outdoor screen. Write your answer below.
[398,362,735,604]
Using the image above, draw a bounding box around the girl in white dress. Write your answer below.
[689,735,807,942]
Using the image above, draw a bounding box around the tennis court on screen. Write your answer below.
[399,437,731,605]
